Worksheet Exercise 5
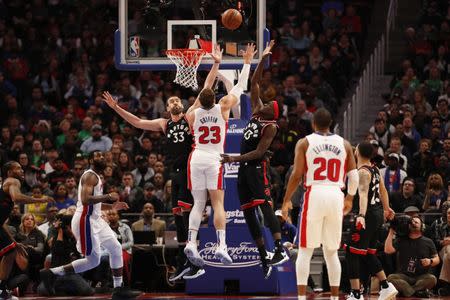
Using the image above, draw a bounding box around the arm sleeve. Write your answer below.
[229,64,250,99]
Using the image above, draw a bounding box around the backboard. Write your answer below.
[115,0,268,71]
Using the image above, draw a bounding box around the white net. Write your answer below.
[166,49,207,91]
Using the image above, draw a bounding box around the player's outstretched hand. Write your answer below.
[240,43,257,64]
[262,40,275,58]
[343,194,353,215]
[102,91,118,108]
[384,207,395,221]
[220,154,234,163]
[210,44,223,64]
[281,201,292,220]
[108,192,120,202]
[113,201,129,211]
[42,195,55,203]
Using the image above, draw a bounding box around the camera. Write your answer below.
[389,215,411,237]
[54,214,73,229]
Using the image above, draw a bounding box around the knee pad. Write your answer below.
[364,253,383,275]
[72,251,101,273]
[345,250,361,279]
[243,208,263,241]
[296,247,314,285]
[103,238,124,269]
[189,190,207,231]
[323,247,341,287]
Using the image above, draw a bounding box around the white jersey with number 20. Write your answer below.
[304,132,347,188]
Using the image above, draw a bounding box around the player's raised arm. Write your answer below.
[186,45,223,115]
[219,43,257,111]
[103,91,166,132]
[221,124,277,163]
[250,40,275,113]
[281,138,307,218]
[80,172,119,205]
[6,178,53,204]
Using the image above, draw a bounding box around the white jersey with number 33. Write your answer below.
[305,133,348,188]
[192,104,227,154]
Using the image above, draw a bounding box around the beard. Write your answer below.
[93,160,106,171]
[170,106,182,115]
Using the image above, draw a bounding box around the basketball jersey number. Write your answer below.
[313,157,341,182]
[198,126,221,144]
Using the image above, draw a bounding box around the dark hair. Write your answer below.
[3,161,18,179]
[198,88,215,108]
[357,141,374,159]
[313,108,332,130]
[402,177,415,186]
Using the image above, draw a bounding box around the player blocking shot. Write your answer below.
[102,45,224,280]
[0,161,54,300]
[40,151,140,299]
[184,44,257,268]
[343,141,397,300]
[221,40,288,279]
[281,108,359,300]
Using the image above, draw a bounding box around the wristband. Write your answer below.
[357,214,365,218]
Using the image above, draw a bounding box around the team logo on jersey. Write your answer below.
[243,122,259,140]
[223,156,240,178]
[198,242,260,268]
[129,36,140,57]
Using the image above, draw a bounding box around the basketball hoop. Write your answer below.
[166,49,207,90]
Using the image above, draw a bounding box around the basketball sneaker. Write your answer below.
[183,264,206,280]
[184,242,205,267]
[169,258,191,282]
[378,282,398,300]
[346,292,364,300]
[111,286,141,299]
[215,244,233,265]
[39,269,56,295]
[269,248,289,266]
[0,289,18,300]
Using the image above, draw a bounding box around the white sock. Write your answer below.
[50,266,65,276]
[298,296,306,300]
[113,276,123,288]
[216,229,226,247]
[188,229,198,243]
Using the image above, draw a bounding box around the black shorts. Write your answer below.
[237,162,272,210]
[344,207,384,255]
[170,168,193,214]
[0,226,16,257]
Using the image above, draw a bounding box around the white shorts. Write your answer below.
[188,149,224,190]
[72,211,116,256]
[298,185,344,250]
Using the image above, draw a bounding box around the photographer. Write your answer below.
[385,215,439,297]
[37,214,94,296]
[432,205,450,296]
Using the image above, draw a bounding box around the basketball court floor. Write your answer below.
[18,293,450,299]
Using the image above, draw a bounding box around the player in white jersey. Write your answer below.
[40,151,140,299]
[183,44,257,267]
[282,108,359,300]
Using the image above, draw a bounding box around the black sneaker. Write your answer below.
[111,286,141,299]
[0,289,18,300]
[169,259,191,282]
[438,287,450,297]
[183,264,206,280]
[414,289,432,298]
[269,249,289,266]
[39,269,56,296]
[262,263,272,279]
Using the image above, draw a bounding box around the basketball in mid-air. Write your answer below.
[221,9,243,30]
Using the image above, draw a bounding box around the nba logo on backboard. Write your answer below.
[129,36,140,57]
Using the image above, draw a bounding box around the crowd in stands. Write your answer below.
[0,0,373,296]
[361,0,450,296]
